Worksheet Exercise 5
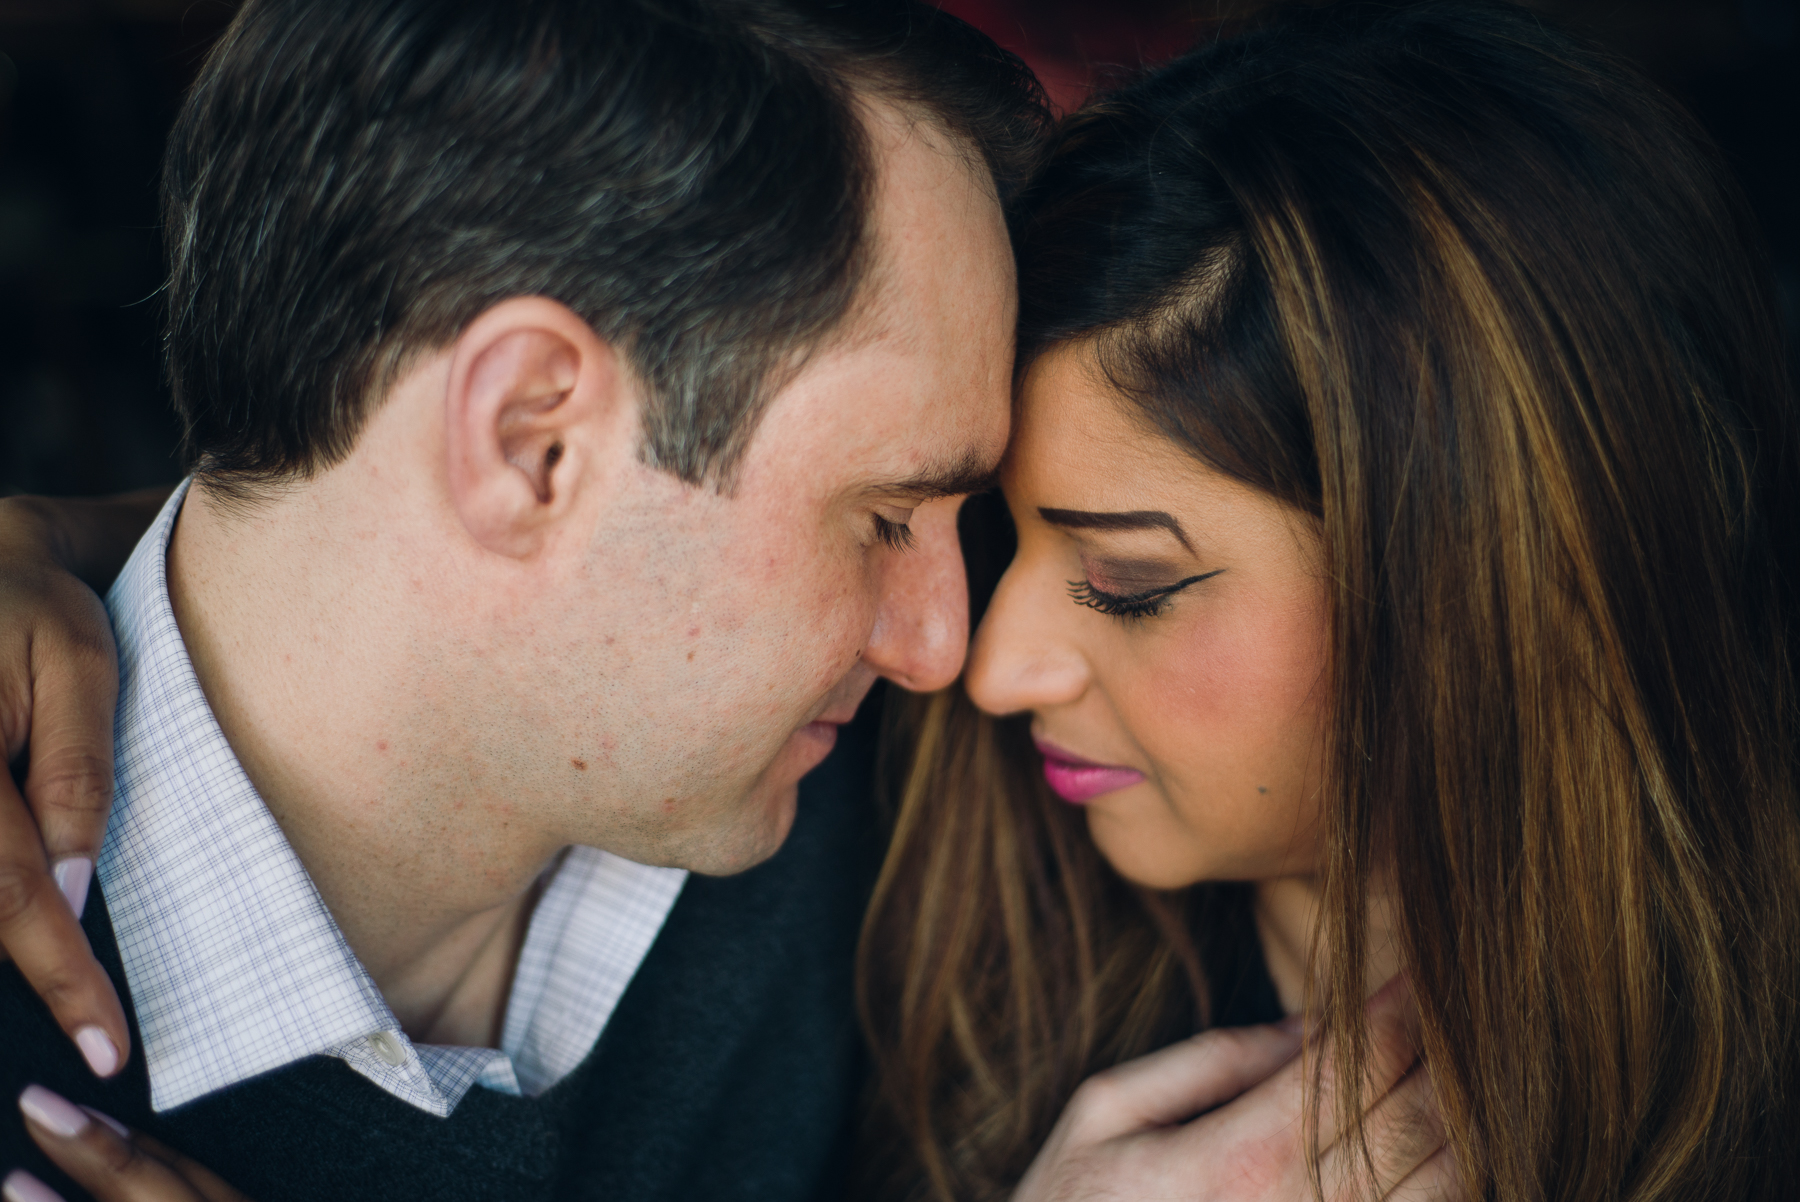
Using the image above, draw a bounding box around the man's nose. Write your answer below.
[862,500,970,694]
[964,553,1089,717]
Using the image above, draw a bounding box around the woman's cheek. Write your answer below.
[1119,593,1329,879]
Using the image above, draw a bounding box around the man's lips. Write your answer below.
[790,675,872,766]
[1033,737,1147,804]
[796,709,857,753]
[803,703,861,736]
[773,721,842,789]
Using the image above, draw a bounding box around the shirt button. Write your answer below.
[368,1030,408,1066]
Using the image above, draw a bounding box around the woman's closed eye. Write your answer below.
[1067,569,1223,620]
[1067,576,1210,620]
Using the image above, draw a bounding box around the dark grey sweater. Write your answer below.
[0,701,885,1202]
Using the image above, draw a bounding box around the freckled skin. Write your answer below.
[477,106,1016,878]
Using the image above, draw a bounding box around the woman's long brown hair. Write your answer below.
[855,3,1800,1199]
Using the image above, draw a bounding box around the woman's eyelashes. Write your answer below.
[1067,569,1223,620]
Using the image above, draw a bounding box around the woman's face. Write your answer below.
[966,342,1332,890]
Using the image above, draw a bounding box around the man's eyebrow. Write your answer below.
[870,450,1001,501]
[1036,507,1194,553]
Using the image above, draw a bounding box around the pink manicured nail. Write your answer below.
[74,1027,119,1077]
[51,858,93,921]
[3,1169,67,1202]
[81,1106,130,1140]
[18,1085,88,1139]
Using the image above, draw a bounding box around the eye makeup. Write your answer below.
[1076,555,1197,594]
[1068,568,1223,620]
[1035,508,1219,620]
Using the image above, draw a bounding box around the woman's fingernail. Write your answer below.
[18,1085,88,1139]
[74,1026,119,1077]
[3,1169,68,1202]
[81,1106,130,1140]
[51,858,93,921]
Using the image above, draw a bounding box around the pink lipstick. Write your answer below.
[1034,738,1146,804]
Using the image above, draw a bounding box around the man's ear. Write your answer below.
[443,297,635,558]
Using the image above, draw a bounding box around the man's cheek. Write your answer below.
[809,598,877,698]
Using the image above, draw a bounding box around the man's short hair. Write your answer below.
[163,0,1047,493]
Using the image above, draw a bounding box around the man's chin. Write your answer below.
[681,779,801,877]
[682,722,838,876]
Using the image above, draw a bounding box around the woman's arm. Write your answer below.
[0,487,168,1079]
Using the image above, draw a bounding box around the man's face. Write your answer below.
[481,105,1015,874]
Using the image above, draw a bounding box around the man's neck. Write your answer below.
[164,481,564,1047]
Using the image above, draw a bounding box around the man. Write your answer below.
[0,0,1030,1196]
[0,1,1446,1200]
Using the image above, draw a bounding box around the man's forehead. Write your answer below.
[847,98,1014,324]
[729,98,1014,502]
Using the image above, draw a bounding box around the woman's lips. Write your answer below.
[1033,738,1146,804]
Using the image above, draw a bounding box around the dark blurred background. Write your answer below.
[0,0,1793,498]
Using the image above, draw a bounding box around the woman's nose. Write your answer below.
[964,553,1089,716]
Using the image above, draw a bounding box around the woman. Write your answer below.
[2,2,1795,1200]
[856,2,1800,1200]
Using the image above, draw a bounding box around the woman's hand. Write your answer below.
[8,1085,248,1202]
[0,489,166,1080]
[1013,975,1461,1202]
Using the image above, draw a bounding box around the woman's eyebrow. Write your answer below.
[1036,507,1194,553]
